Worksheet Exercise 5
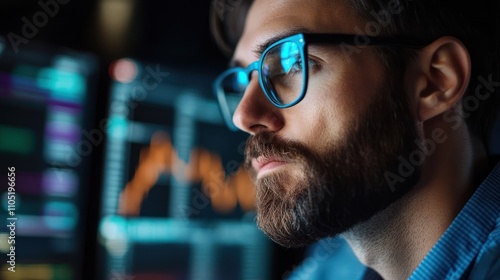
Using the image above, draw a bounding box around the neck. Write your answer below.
[342,121,488,280]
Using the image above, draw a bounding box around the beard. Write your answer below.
[244,74,421,248]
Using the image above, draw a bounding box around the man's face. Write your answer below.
[232,0,421,247]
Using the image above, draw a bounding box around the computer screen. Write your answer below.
[97,58,272,280]
[0,37,99,279]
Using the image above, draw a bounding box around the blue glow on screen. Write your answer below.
[38,68,86,102]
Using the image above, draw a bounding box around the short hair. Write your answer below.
[209,0,253,58]
[210,0,500,148]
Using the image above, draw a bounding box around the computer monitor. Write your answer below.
[0,37,99,279]
[97,58,272,280]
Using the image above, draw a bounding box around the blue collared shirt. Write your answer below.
[406,161,500,280]
[289,161,500,280]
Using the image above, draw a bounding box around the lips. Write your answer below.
[251,156,287,178]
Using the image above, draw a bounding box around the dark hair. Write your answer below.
[345,0,500,147]
[209,0,253,58]
[210,0,500,146]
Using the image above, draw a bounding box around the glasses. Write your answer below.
[213,33,429,131]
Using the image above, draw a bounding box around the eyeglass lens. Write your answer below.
[261,41,303,105]
[220,40,304,119]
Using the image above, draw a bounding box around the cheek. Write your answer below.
[283,79,349,149]
[282,63,382,149]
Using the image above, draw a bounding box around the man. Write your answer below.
[210,0,500,279]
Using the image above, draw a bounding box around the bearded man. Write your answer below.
[211,0,500,278]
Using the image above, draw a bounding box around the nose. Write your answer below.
[232,75,284,135]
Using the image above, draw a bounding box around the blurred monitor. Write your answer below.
[0,37,98,279]
[97,58,272,280]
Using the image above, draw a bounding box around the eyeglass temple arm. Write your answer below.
[302,33,431,49]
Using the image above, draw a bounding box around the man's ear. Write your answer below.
[406,36,471,122]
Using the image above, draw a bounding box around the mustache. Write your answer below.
[244,132,316,171]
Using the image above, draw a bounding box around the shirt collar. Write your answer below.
[408,160,500,279]
[361,159,500,280]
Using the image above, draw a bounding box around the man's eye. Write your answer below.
[307,58,321,69]
[286,58,319,75]
[287,60,303,73]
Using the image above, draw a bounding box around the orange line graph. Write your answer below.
[118,131,255,216]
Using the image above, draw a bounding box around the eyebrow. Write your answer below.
[253,27,311,57]
[229,27,312,68]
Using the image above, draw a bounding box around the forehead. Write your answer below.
[234,0,368,63]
